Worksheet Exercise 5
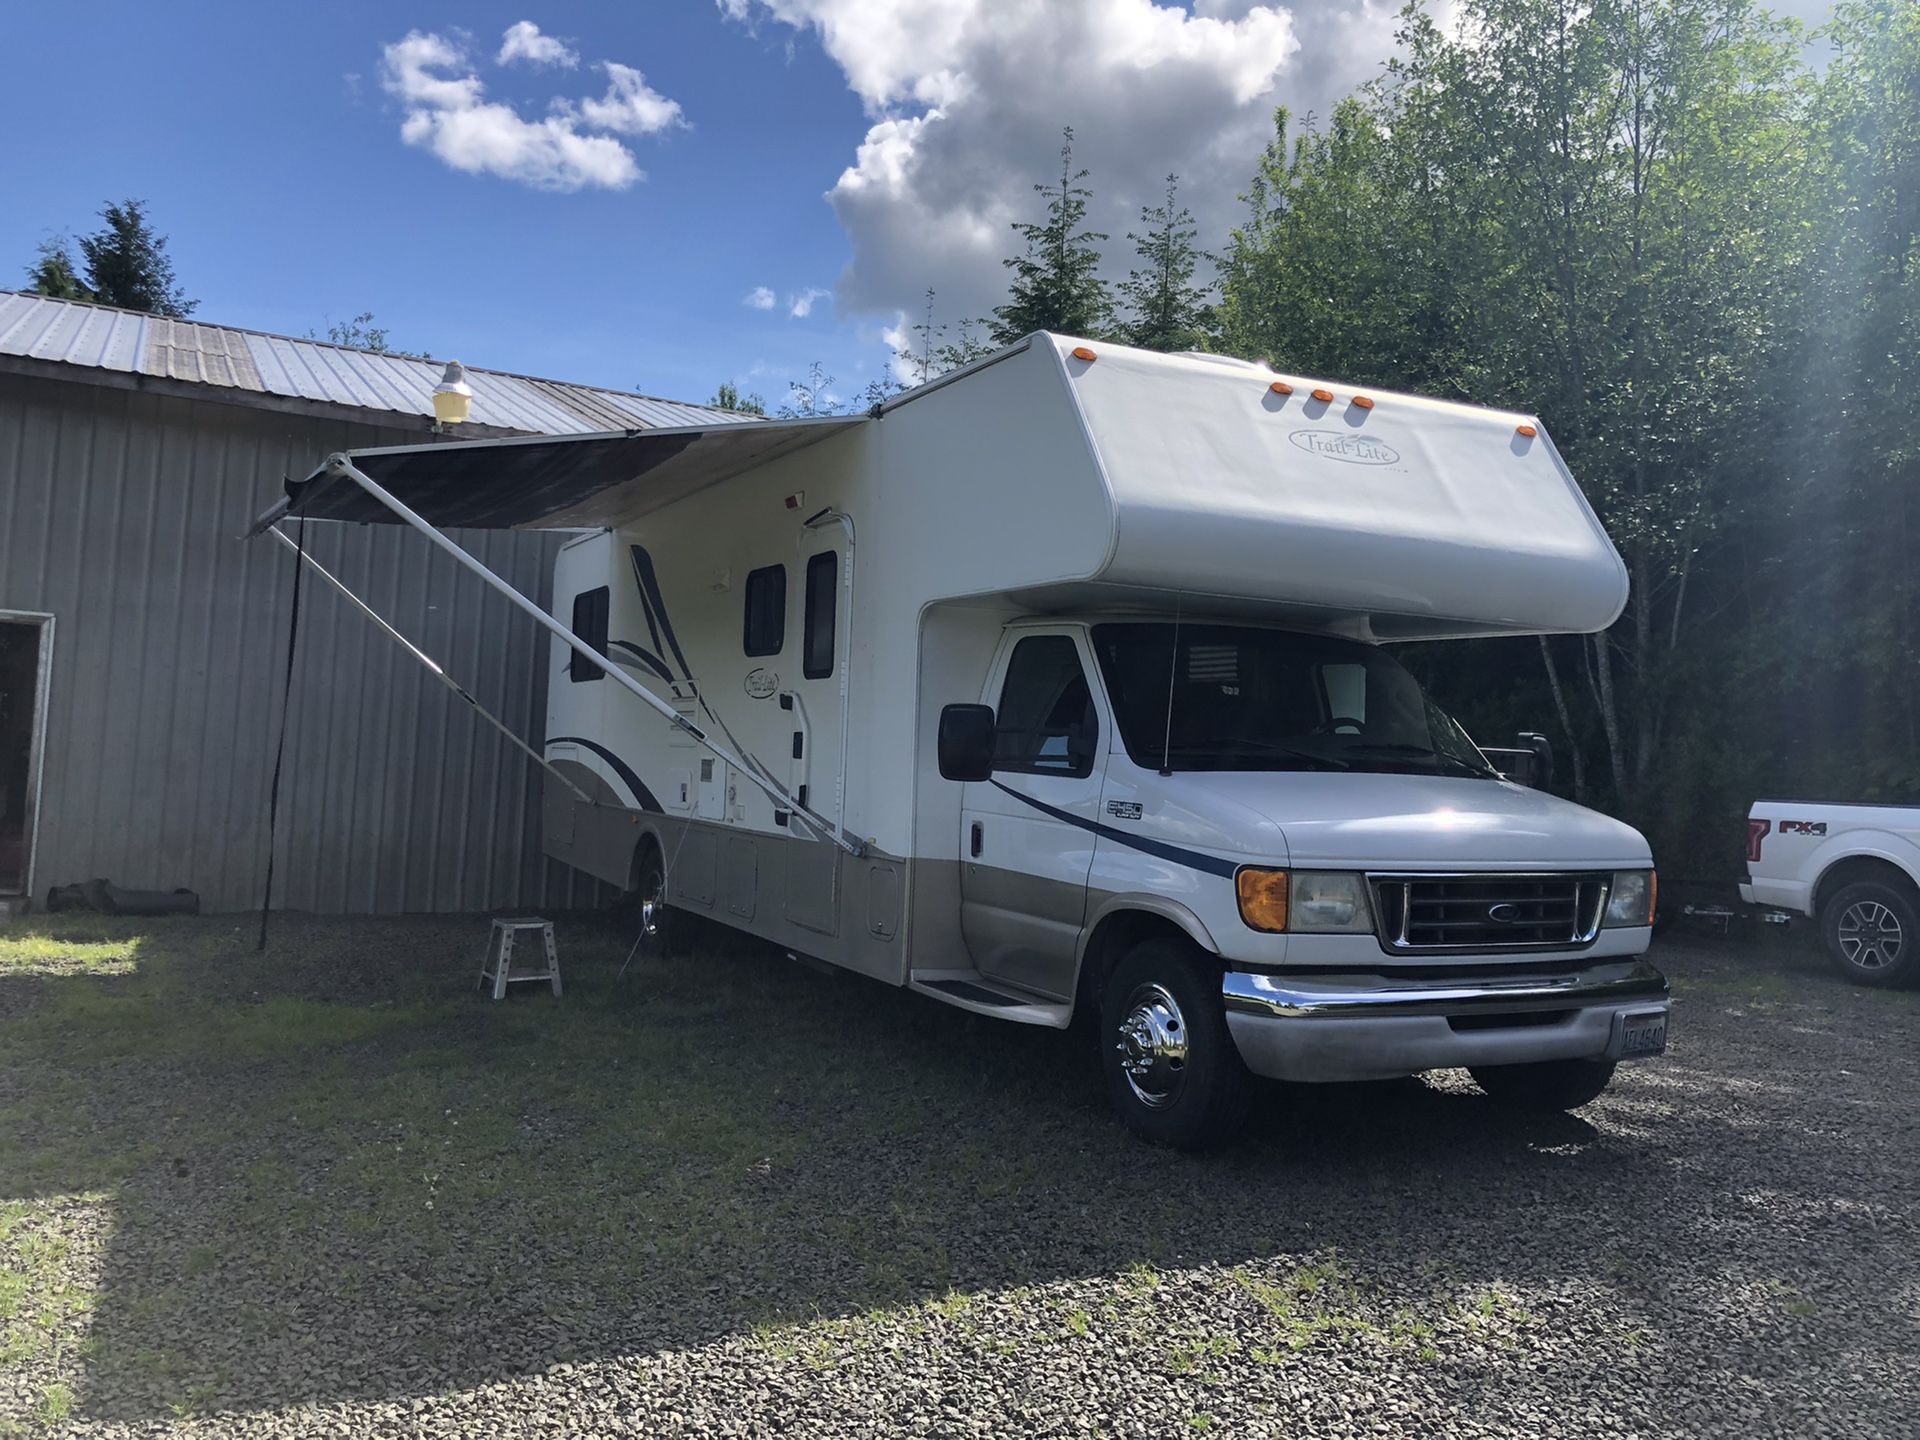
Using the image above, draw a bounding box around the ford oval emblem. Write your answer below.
[1486,902,1523,925]
[1289,430,1402,466]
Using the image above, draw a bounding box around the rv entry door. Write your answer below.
[959,631,1103,1000]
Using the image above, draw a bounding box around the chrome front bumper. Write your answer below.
[1221,959,1669,1083]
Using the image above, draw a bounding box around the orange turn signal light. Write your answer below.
[1269,380,1294,396]
[1235,868,1290,934]
[1352,395,1375,411]
[1071,346,1098,362]
[1516,423,1537,438]
[1310,387,1335,403]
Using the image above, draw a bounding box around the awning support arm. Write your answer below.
[265,524,595,806]
[313,454,865,857]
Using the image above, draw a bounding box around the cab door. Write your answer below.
[959,630,1105,999]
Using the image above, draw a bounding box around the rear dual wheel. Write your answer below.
[1099,937,1250,1150]
[631,844,682,958]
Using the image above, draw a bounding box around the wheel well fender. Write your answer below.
[1072,896,1219,1024]
[628,826,667,893]
[1813,852,1920,918]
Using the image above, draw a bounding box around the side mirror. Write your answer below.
[1516,731,1554,791]
[938,703,997,782]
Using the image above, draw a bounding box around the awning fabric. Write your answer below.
[264,416,865,532]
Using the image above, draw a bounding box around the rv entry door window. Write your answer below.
[568,587,609,682]
[802,552,837,679]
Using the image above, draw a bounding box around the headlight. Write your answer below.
[1235,869,1373,933]
[1604,870,1657,928]
[1289,871,1374,932]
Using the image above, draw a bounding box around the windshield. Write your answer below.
[1090,622,1496,777]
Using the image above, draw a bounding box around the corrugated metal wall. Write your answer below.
[0,370,596,913]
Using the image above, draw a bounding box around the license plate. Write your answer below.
[1612,1008,1668,1060]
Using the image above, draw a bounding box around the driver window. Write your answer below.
[994,636,1098,779]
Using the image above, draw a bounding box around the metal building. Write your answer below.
[0,291,744,915]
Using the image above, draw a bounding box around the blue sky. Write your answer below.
[0,0,1835,412]
[2,2,880,405]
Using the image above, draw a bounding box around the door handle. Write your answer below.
[970,821,983,858]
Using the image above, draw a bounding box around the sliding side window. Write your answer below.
[743,564,786,657]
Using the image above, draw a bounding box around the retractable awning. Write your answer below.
[249,415,865,534]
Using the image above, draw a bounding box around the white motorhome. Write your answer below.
[262,334,1667,1148]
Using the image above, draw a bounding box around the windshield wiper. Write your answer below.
[1338,742,1493,777]
[1187,737,1350,770]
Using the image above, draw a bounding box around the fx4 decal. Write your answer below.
[1778,820,1829,837]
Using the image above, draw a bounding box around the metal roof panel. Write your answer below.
[0,291,743,436]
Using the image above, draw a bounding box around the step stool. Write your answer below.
[479,918,562,1000]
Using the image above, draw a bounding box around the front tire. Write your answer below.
[1099,937,1249,1150]
[1821,880,1920,988]
[1469,1058,1616,1111]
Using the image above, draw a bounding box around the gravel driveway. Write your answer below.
[0,914,1915,1437]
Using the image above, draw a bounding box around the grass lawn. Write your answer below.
[0,910,1140,1428]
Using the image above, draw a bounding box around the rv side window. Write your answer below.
[743,564,786,657]
[993,636,1098,779]
[568,587,609,682]
[802,551,837,679]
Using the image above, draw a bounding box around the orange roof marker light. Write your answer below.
[1070,345,1098,362]
[1516,423,1538,438]
[1352,395,1375,411]
[1269,380,1294,396]
[1310,387,1335,403]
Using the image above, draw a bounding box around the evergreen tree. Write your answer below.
[1118,175,1214,351]
[76,199,196,317]
[709,382,767,415]
[896,288,997,385]
[27,238,90,302]
[991,128,1112,343]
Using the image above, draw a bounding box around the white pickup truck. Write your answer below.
[1743,801,1920,987]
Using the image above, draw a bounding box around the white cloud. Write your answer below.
[787,286,831,318]
[719,1,1429,322]
[744,286,777,309]
[381,29,687,192]
[575,62,687,134]
[498,20,578,68]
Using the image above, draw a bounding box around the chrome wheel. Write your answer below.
[1114,982,1189,1110]
[1838,900,1903,971]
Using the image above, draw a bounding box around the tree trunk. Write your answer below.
[1538,635,1588,802]
[1590,631,1628,806]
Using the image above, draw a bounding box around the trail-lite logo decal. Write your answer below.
[1288,431,1401,466]
[1778,819,1828,837]
[1106,799,1144,821]
[744,668,779,699]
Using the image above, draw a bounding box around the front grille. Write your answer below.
[1370,873,1610,954]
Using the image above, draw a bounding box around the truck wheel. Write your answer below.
[1822,880,1920,988]
[1469,1058,1616,1111]
[1100,937,1249,1150]
[632,845,681,958]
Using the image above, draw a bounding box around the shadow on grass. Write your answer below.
[0,912,1910,1422]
